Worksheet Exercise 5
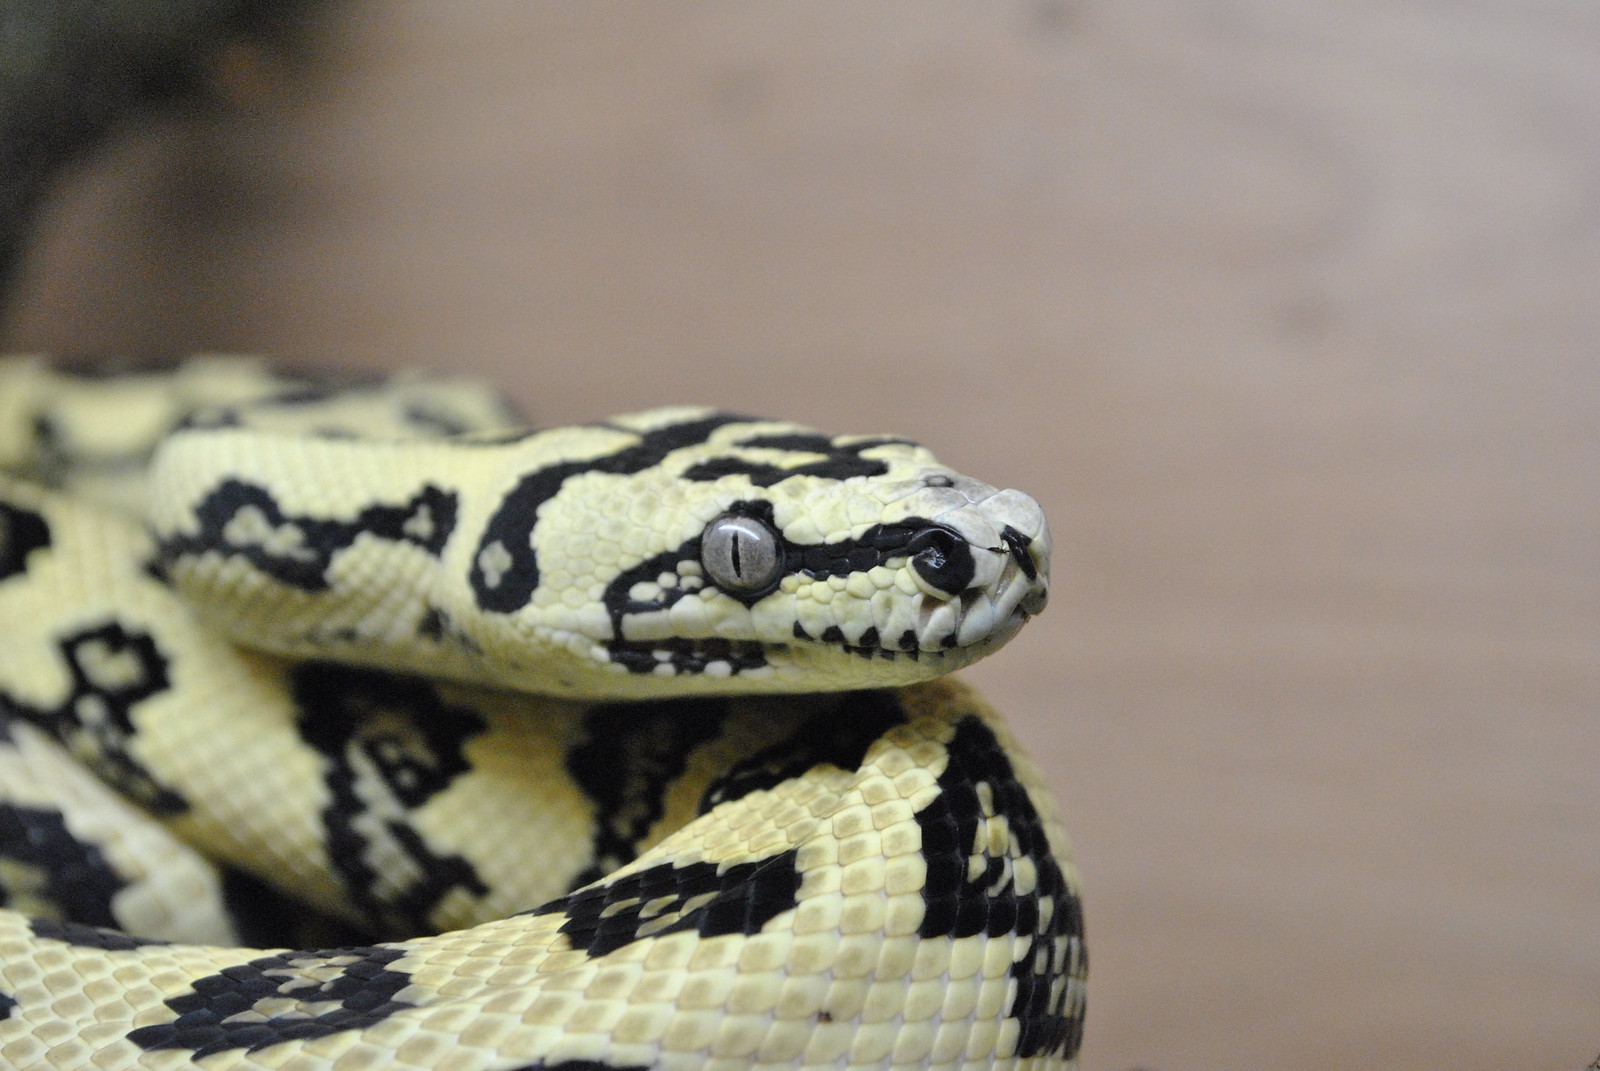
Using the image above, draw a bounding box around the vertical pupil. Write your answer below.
[730,532,743,576]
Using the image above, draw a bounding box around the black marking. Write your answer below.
[0,990,12,1019]
[27,917,169,951]
[128,945,416,1057]
[907,525,976,596]
[159,480,457,592]
[530,850,802,958]
[219,867,376,951]
[792,518,937,583]
[914,716,1086,1060]
[292,664,489,937]
[0,499,50,582]
[416,605,447,641]
[1000,524,1039,580]
[680,433,917,486]
[0,804,126,930]
[564,698,729,888]
[413,604,480,653]
[606,637,770,677]
[604,500,782,622]
[600,503,785,674]
[601,542,707,640]
[700,690,906,813]
[0,623,186,815]
[591,502,964,664]
[471,413,751,612]
[598,492,970,660]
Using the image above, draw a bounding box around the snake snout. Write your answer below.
[989,486,1051,617]
[905,487,1051,650]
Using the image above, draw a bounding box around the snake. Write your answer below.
[0,355,1085,1070]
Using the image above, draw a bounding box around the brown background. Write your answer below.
[4,3,1596,1068]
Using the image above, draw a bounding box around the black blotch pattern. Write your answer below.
[127,945,416,1057]
[0,990,13,1019]
[680,433,918,486]
[292,664,489,937]
[606,637,770,677]
[0,803,124,929]
[471,413,751,612]
[602,544,711,628]
[27,916,169,951]
[219,867,376,951]
[530,850,802,958]
[0,499,50,582]
[599,499,949,664]
[599,502,777,629]
[906,525,976,596]
[0,622,186,815]
[159,479,457,592]
[699,690,906,813]
[1000,524,1039,580]
[915,716,1086,1061]
[412,602,483,655]
[790,518,937,585]
[565,698,729,888]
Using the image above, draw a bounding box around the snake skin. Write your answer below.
[0,356,1085,1070]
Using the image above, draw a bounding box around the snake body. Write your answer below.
[0,356,1085,1070]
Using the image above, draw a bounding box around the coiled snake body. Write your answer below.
[0,357,1084,1070]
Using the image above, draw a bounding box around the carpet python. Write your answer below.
[0,355,1085,1070]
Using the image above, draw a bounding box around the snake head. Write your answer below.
[148,407,1049,699]
[488,410,1052,696]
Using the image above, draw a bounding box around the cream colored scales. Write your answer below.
[0,356,1084,1070]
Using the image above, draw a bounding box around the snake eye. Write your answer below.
[701,512,784,599]
[907,525,975,597]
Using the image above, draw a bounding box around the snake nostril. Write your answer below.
[906,525,975,597]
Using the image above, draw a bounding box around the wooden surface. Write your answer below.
[5,3,1597,1068]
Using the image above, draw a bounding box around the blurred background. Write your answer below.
[3,3,1596,1067]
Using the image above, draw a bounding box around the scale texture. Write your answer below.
[0,356,1083,1070]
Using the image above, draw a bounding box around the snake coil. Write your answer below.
[0,356,1084,1070]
